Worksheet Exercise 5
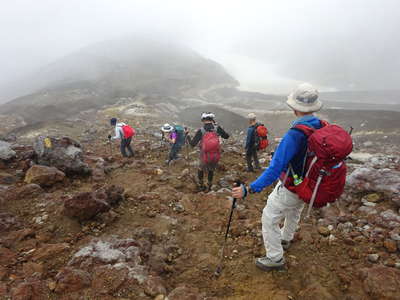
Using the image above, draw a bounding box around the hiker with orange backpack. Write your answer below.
[187,112,230,192]
[108,118,135,157]
[245,113,268,172]
[232,83,352,271]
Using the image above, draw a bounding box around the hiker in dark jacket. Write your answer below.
[187,112,229,191]
[233,83,323,271]
[108,118,134,157]
[245,113,261,172]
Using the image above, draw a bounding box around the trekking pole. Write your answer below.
[108,138,113,156]
[214,180,243,277]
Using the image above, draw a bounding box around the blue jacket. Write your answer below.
[250,115,322,193]
[245,125,257,150]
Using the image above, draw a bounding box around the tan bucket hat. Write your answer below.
[286,83,322,113]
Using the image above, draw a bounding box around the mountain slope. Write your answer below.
[0,37,238,124]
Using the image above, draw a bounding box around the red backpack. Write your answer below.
[255,124,269,150]
[283,121,353,214]
[200,127,221,164]
[122,125,135,139]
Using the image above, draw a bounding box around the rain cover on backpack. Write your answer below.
[200,127,221,164]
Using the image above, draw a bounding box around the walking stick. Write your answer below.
[108,139,113,156]
[214,180,243,277]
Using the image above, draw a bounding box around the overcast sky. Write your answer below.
[1,0,399,94]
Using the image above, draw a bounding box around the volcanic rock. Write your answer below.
[0,140,16,160]
[55,267,91,293]
[63,191,110,221]
[33,136,90,175]
[361,266,400,300]
[25,165,65,187]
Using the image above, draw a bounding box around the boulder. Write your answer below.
[55,267,91,293]
[144,276,166,297]
[347,167,400,195]
[361,266,400,300]
[10,280,48,300]
[33,136,90,175]
[25,165,65,187]
[167,285,202,300]
[32,243,70,261]
[63,191,110,221]
[0,140,16,160]
[0,172,16,184]
[63,185,124,221]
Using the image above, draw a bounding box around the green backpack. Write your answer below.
[174,125,185,145]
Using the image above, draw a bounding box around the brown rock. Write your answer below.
[92,167,106,182]
[362,266,400,300]
[63,191,110,221]
[144,276,167,297]
[0,247,16,266]
[384,239,398,253]
[0,282,7,297]
[55,267,91,293]
[91,265,128,295]
[0,265,8,280]
[103,185,124,205]
[348,249,360,259]
[3,228,35,247]
[15,184,43,199]
[25,165,65,187]
[0,172,16,184]
[365,193,382,203]
[168,285,202,300]
[317,226,330,237]
[298,281,336,300]
[22,262,44,278]
[32,243,70,261]
[10,280,48,300]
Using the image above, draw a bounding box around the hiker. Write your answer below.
[245,113,261,172]
[161,123,185,165]
[187,112,229,191]
[233,83,327,271]
[108,118,135,157]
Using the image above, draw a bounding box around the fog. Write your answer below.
[1,0,399,96]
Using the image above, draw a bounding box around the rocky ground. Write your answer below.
[0,104,400,300]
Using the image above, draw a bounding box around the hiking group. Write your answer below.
[107,82,353,273]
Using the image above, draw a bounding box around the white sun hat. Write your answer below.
[201,112,215,120]
[161,123,173,132]
[247,113,257,120]
[286,83,322,113]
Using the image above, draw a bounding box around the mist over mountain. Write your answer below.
[0,37,238,123]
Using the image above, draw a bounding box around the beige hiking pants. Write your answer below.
[262,183,304,261]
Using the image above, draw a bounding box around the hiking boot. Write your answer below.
[281,240,291,250]
[196,183,206,193]
[255,256,285,271]
[206,184,213,192]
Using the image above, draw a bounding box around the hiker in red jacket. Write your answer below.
[108,118,135,157]
[187,112,229,192]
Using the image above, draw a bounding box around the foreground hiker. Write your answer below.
[108,118,135,157]
[187,112,229,192]
[245,113,261,172]
[232,83,352,271]
[161,123,185,165]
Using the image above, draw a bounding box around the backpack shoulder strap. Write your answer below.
[291,124,315,137]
